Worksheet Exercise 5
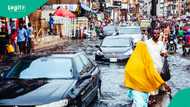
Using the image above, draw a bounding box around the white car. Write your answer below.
[118,25,143,43]
[95,36,134,63]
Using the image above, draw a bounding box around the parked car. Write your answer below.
[100,24,117,39]
[0,52,101,107]
[95,36,134,63]
[118,25,143,43]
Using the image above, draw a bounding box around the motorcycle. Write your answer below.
[167,34,177,54]
[149,90,172,107]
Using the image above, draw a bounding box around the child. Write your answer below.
[6,39,15,61]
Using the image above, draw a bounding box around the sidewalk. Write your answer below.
[33,35,68,52]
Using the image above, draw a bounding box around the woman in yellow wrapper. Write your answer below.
[124,29,171,107]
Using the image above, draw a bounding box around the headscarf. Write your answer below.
[124,41,165,92]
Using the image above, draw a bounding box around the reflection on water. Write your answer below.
[65,40,190,107]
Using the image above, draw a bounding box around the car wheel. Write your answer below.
[88,90,99,107]
[71,99,86,107]
[93,90,99,101]
[78,101,86,107]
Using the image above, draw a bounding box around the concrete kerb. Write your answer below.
[33,36,68,51]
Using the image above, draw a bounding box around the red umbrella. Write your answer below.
[54,8,76,19]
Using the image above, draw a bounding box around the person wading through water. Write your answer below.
[124,28,171,107]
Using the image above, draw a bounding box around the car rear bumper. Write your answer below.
[95,54,130,63]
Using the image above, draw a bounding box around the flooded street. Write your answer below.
[1,39,190,107]
[0,0,189,106]
[61,39,190,107]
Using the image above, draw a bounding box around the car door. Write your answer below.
[73,54,99,105]
[79,54,100,89]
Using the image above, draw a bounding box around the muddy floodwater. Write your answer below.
[65,39,190,107]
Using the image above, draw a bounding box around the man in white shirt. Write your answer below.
[145,28,167,73]
[145,28,170,95]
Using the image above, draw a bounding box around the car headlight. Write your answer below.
[124,49,133,56]
[36,99,69,107]
[96,50,104,55]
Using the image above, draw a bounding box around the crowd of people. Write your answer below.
[124,16,190,107]
[0,23,33,62]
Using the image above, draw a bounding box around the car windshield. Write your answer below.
[5,57,73,79]
[104,25,115,31]
[102,38,131,47]
[119,27,141,34]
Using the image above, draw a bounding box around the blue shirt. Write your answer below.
[17,28,26,42]
[26,27,33,38]
[49,16,54,25]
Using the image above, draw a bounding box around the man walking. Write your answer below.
[17,25,27,55]
[124,28,171,107]
[48,13,54,35]
[26,23,33,54]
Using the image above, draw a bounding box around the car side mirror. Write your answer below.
[95,45,102,52]
[95,45,100,48]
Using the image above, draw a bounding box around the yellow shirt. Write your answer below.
[6,44,15,53]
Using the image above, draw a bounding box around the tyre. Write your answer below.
[93,90,99,101]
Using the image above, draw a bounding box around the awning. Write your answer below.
[81,3,91,11]
[54,8,76,19]
[53,4,78,12]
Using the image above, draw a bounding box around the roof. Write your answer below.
[20,51,84,60]
[105,35,133,39]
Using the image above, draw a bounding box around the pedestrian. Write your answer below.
[25,23,33,54]
[124,28,171,107]
[163,25,170,44]
[177,27,185,44]
[10,29,17,53]
[17,25,27,55]
[83,27,91,38]
[142,30,148,41]
[48,13,54,35]
[5,39,15,61]
[182,29,190,55]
